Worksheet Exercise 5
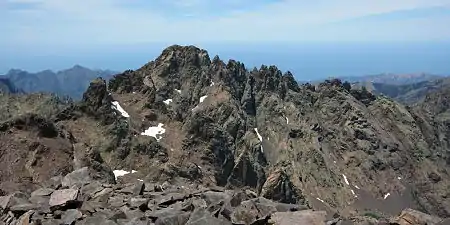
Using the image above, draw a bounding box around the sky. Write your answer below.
[1,0,450,78]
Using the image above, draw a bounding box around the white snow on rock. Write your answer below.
[141,123,166,142]
[354,185,360,189]
[316,197,325,203]
[254,128,263,142]
[397,177,402,180]
[285,117,289,124]
[350,189,357,197]
[200,95,208,103]
[175,89,181,93]
[137,179,143,182]
[163,99,173,105]
[210,81,215,86]
[342,174,349,185]
[383,193,390,199]
[111,101,130,118]
[113,170,137,180]
[254,128,264,153]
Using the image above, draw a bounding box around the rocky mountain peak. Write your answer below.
[1,45,450,224]
[155,44,211,68]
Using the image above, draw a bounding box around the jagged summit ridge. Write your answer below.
[1,45,450,224]
[98,45,450,217]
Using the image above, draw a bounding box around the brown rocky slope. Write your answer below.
[1,45,450,224]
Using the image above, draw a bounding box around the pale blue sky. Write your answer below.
[2,0,450,48]
[1,0,450,78]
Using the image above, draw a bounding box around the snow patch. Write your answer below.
[354,185,360,189]
[342,174,349,185]
[137,179,143,182]
[113,170,137,180]
[350,189,357,197]
[254,128,263,142]
[200,95,208,103]
[254,128,264,153]
[333,161,336,164]
[210,81,215,86]
[316,197,325,203]
[175,89,181,93]
[163,99,173,105]
[141,123,166,142]
[111,101,130,118]
[384,193,390,199]
[397,177,402,180]
[285,117,289,124]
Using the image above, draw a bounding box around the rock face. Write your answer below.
[1,45,450,223]
[0,114,74,193]
[391,208,444,225]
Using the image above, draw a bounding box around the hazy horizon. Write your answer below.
[1,42,450,81]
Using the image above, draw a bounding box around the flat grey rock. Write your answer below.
[62,167,92,188]
[49,189,79,208]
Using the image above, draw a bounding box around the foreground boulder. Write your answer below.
[1,175,447,225]
[391,208,444,225]
[49,189,79,209]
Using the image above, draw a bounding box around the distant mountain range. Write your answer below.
[337,73,449,104]
[0,77,17,93]
[0,65,117,99]
[338,73,444,85]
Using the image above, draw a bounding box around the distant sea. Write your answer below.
[2,42,450,81]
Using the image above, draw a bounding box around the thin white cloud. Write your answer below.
[1,0,449,48]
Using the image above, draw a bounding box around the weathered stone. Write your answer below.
[78,216,118,225]
[10,203,38,214]
[154,193,188,206]
[146,208,182,221]
[185,208,232,225]
[0,195,12,210]
[81,181,104,198]
[132,182,145,196]
[48,189,79,208]
[61,209,82,225]
[80,201,97,214]
[120,217,151,225]
[201,191,230,206]
[108,196,126,208]
[31,188,54,197]
[110,210,127,221]
[119,205,145,219]
[0,192,30,211]
[92,188,114,200]
[128,197,148,210]
[260,170,304,204]
[154,211,190,225]
[230,199,260,224]
[15,210,34,225]
[391,208,443,225]
[268,210,327,225]
[62,167,92,188]
[41,219,62,225]
[44,176,63,189]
